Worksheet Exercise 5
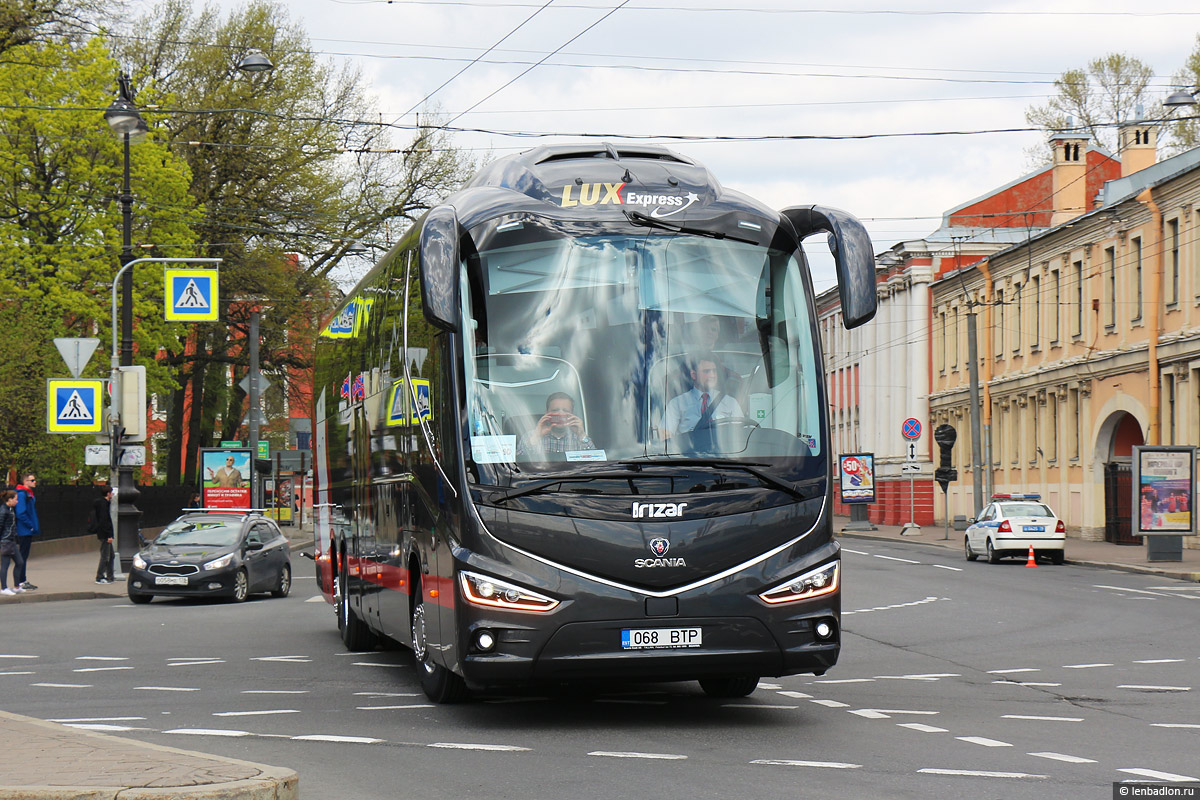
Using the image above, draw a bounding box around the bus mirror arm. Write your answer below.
[419,204,462,332]
[780,205,878,330]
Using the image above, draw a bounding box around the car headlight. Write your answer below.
[204,553,234,571]
[759,562,840,605]
[459,570,559,613]
[132,554,146,570]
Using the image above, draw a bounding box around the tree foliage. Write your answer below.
[1025,53,1158,158]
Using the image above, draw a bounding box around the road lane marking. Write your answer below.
[305,596,325,602]
[251,656,312,663]
[168,659,224,666]
[809,700,849,708]
[1118,769,1200,782]
[63,723,145,732]
[1118,685,1191,692]
[589,751,687,760]
[898,723,948,733]
[294,735,384,744]
[0,655,38,659]
[1028,752,1096,764]
[1062,663,1112,669]
[49,717,146,722]
[988,668,1040,674]
[956,736,1012,747]
[918,768,1046,779]
[430,743,532,751]
[75,656,129,661]
[723,704,799,709]
[931,564,963,571]
[0,671,34,676]
[814,678,875,684]
[165,729,251,737]
[352,662,408,668]
[135,686,200,692]
[848,710,890,719]
[1133,659,1184,664]
[31,683,91,688]
[73,666,134,673]
[840,549,869,555]
[853,709,939,719]
[356,704,435,710]
[873,555,920,564]
[1150,723,1200,729]
[1094,584,1176,598]
[876,673,959,681]
[1002,715,1083,722]
[242,690,309,694]
[844,596,944,616]
[776,691,812,699]
[751,759,861,769]
[353,692,422,697]
[213,710,301,717]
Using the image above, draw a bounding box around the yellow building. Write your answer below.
[930,125,1200,544]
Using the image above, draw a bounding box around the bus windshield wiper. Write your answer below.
[623,210,759,244]
[486,470,649,504]
[618,458,810,501]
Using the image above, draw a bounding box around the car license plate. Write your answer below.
[621,627,701,650]
[154,575,188,586]
[1023,525,1045,532]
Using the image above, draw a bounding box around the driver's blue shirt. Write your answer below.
[662,387,742,437]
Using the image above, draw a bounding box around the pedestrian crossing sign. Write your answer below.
[47,378,104,433]
[165,269,219,321]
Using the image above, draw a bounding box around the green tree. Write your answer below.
[0,34,199,481]
[1166,34,1200,153]
[1025,53,1158,157]
[116,0,476,484]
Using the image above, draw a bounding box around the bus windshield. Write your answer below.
[462,215,823,481]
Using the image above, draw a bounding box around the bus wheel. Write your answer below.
[699,676,759,698]
[337,555,376,651]
[411,575,470,704]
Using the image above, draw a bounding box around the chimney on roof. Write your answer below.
[1118,114,1157,177]
[1049,123,1089,227]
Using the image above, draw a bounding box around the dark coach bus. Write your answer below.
[312,143,877,702]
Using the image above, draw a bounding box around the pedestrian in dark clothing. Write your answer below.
[0,490,26,596]
[14,473,39,590]
[92,486,115,584]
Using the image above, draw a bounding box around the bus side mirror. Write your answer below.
[781,205,877,330]
[419,204,461,332]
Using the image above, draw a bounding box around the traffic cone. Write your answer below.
[1025,545,1038,568]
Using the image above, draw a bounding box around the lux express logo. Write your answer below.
[559,183,699,218]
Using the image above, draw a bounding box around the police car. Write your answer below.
[964,494,1066,565]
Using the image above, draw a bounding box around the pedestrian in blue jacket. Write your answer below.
[0,490,25,595]
[14,473,39,591]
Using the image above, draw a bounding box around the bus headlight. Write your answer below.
[459,570,560,613]
[759,562,839,605]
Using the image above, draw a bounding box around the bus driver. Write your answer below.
[661,351,743,438]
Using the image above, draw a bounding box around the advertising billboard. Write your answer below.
[201,448,253,510]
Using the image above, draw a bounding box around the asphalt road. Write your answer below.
[1,539,1198,800]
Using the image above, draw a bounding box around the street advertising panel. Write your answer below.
[264,478,295,524]
[838,453,876,504]
[1132,446,1197,535]
[201,448,253,510]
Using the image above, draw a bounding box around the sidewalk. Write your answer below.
[835,514,1200,582]
[0,522,314,798]
[0,524,315,604]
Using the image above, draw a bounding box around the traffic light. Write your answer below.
[934,424,958,493]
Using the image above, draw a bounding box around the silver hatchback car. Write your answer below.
[964,494,1066,565]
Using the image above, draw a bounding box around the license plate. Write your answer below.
[621,627,702,650]
[1023,525,1045,532]
[154,575,189,586]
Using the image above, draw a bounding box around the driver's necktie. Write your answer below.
[700,392,710,417]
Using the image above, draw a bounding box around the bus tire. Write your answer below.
[699,676,759,698]
[337,551,377,651]
[412,574,470,704]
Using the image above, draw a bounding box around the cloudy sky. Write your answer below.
[176,0,1200,290]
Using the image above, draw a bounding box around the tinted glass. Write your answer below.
[157,519,243,547]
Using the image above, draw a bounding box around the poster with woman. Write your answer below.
[838,453,875,503]
[201,449,252,510]
[1133,446,1196,535]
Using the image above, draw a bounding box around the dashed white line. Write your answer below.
[0,655,38,659]
[840,549,869,556]
[251,656,312,663]
[430,743,532,752]
[898,723,948,733]
[844,596,944,616]
[919,768,1046,779]
[1134,659,1184,664]
[809,699,849,708]
[1094,585,1176,598]
[931,564,963,571]
[164,729,251,737]
[752,759,861,769]
[1002,715,1083,722]
[73,666,134,673]
[589,751,687,760]
[814,678,874,684]
[293,735,384,744]
[1118,685,1191,692]
[168,659,224,666]
[956,736,1012,747]
[304,596,325,603]
[352,662,408,668]
[988,668,1040,674]
[31,683,91,688]
[1150,723,1200,729]
[1062,663,1113,669]
[873,555,920,564]
[135,686,200,692]
[242,690,309,695]
[49,717,146,723]
[356,704,435,710]
[723,704,798,709]
[776,691,812,699]
[63,723,145,732]
[213,710,301,717]
[0,671,34,676]
[876,673,959,681]
[1118,768,1200,782]
[1028,752,1096,764]
[353,692,422,697]
[75,656,129,661]
[994,681,1062,687]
